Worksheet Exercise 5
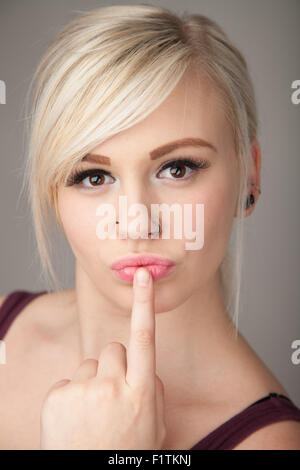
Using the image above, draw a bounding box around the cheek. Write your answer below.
[184,169,237,285]
[205,180,236,243]
[57,190,99,259]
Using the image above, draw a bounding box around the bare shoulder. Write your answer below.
[232,420,300,450]
[26,289,77,331]
[0,287,78,394]
[0,288,78,449]
[222,332,300,450]
[2,288,77,345]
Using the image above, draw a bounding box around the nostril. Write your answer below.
[115,220,161,238]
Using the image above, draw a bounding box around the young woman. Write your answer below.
[0,4,299,450]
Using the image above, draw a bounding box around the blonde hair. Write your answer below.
[21,4,258,334]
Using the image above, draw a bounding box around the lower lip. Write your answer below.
[112,264,175,282]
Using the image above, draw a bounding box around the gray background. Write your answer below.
[0,0,299,406]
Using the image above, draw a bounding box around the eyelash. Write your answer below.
[65,156,210,188]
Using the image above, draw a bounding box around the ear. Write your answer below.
[234,139,261,218]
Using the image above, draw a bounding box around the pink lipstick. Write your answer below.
[110,254,175,282]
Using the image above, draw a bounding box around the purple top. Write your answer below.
[1,290,300,450]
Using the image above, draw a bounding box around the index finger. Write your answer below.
[125,267,156,392]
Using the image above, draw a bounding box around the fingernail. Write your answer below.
[136,267,150,286]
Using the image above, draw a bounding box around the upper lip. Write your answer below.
[111,254,175,270]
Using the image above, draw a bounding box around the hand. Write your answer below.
[40,267,167,450]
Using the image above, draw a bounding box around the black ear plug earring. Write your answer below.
[245,193,255,210]
[245,183,261,211]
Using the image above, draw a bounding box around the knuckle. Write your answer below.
[44,390,58,407]
[155,375,164,392]
[99,377,120,397]
[46,379,69,400]
[133,328,153,348]
[130,387,146,413]
[43,387,64,412]
[133,383,148,398]
[103,342,125,353]
[81,358,98,367]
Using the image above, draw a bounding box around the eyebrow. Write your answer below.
[81,137,217,165]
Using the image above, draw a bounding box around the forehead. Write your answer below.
[90,65,233,158]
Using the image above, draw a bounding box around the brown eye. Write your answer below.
[169,162,187,178]
[89,174,105,186]
[156,157,210,182]
[65,169,115,188]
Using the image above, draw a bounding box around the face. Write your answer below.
[57,66,239,314]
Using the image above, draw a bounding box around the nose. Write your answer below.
[116,184,160,240]
[116,218,160,239]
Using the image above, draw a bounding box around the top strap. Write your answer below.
[0,290,47,339]
[190,393,300,450]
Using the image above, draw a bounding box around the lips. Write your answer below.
[110,254,175,282]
